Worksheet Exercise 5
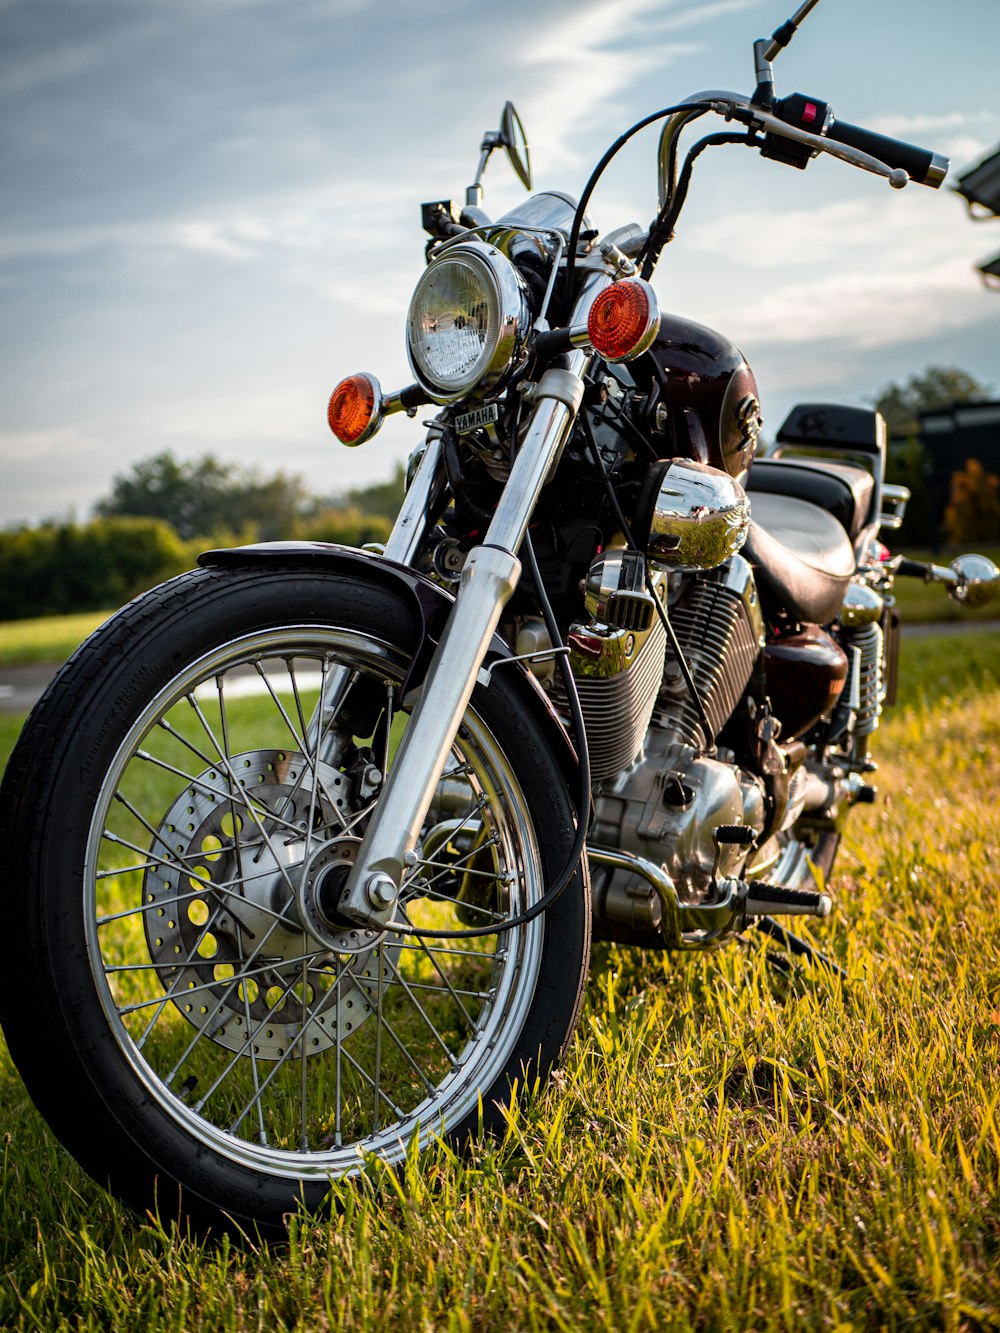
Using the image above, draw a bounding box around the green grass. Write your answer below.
[1,630,998,1330]
[0,608,115,665]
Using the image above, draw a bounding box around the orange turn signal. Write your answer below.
[586,279,661,363]
[328,372,383,446]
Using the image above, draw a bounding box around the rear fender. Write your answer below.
[198,541,582,800]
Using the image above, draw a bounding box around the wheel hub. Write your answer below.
[143,750,395,1059]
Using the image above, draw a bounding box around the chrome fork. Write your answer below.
[334,320,600,925]
[307,430,448,771]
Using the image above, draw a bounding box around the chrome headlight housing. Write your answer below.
[406,240,531,404]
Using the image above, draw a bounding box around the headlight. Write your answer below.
[406,240,530,403]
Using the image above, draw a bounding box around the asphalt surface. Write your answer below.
[0,661,63,715]
[1,621,997,715]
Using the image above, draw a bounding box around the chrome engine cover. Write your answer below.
[591,734,765,901]
[654,555,763,749]
[589,554,767,912]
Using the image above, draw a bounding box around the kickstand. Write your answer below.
[755,915,847,983]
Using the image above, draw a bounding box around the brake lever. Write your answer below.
[723,100,910,188]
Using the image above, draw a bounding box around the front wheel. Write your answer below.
[0,565,590,1235]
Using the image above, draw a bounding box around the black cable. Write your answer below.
[578,408,716,753]
[639,130,755,281]
[660,107,709,214]
[591,399,659,462]
[563,101,713,311]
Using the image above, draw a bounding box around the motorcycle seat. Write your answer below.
[742,491,855,625]
[746,457,875,540]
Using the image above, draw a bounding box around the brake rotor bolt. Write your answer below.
[366,873,397,908]
[403,850,418,867]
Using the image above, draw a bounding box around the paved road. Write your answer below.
[0,662,62,715]
[2,620,997,715]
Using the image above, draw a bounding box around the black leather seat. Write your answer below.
[746,457,875,540]
[743,492,855,625]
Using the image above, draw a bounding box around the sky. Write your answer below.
[1,0,998,527]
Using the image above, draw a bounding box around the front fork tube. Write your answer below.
[336,348,592,925]
[308,433,447,768]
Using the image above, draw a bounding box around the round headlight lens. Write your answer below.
[406,242,528,403]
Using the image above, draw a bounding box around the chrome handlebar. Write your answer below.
[656,90,945,216]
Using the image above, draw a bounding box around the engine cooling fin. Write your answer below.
[654,569,762,748]
[550,615,667,781]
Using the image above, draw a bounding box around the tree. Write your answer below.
[96,452,309,541]
[0,517,195,620]
[873,366,990,437]
[308,464,408,523]
[944,458,1000,544]
[344,464,407,521]
[874,366,993,547]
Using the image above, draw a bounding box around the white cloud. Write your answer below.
[742,258,992,351]
[511,0,747,172]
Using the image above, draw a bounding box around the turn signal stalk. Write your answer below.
[327,374,427,446]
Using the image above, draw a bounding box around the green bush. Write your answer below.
[294,506,393,548]
[0,517,199,621]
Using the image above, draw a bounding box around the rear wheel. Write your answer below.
[0,565,590,1235]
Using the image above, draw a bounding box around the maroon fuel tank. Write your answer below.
[632,312,762,483]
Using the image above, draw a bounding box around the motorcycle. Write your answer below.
[2,1,997,1237]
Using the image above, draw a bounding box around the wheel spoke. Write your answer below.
[381,951,466,1061]
[250,661,349,833]
[371,950,384,1134]
[181,696,306,901]
[114,944,324,1013]
[134,748,309,843]
[97,829,295,931]
[392,907,481,1032]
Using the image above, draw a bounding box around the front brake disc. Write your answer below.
[142,750,395,1059]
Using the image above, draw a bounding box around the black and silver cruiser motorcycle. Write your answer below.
[2,4,997,1235]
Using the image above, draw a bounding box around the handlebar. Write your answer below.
[825,118,948,189]
[656,90,950,217]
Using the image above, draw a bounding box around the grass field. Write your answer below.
[1,628,998,1330]
[0,608,115,666]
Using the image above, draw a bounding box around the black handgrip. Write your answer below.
[826,118,948,188]
[893,556,932,579]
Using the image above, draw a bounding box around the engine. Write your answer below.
[587,554,765,911]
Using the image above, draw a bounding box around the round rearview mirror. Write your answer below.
[948,553,1000,607]
[499,101,532,191]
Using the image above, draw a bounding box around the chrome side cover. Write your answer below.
[640,459,750,570]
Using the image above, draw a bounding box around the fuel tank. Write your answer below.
[634,313,762,484]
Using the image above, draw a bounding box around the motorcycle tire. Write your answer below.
[0,564,590,1237]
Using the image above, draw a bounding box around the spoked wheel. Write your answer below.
[0,565,590,1235]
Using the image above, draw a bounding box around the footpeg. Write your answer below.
[739,880,832,919]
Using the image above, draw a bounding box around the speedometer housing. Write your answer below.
[406,240,531,404]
